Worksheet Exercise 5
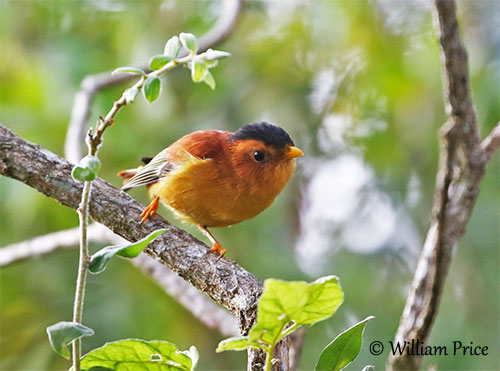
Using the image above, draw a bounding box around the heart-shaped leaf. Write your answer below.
[217,276,344,357]
[249,276,343,346]
[80,339,197,371]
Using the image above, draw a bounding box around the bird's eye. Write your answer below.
[253,150,265,162]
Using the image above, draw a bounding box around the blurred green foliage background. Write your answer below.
[1,1,498,370]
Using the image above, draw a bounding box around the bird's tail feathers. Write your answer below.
[117,167,144,190]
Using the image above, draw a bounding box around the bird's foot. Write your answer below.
[209,242,227,261]
[140,196,159,223]
[198,225,226,261]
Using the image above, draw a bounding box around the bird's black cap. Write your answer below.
[229,122,294,148]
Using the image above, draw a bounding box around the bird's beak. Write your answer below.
[286,146,304,159]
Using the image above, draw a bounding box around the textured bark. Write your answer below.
[0,123,261,335]
[387,1,498,369]
[1,123,294,369]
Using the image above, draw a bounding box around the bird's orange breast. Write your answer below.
[148,134,297,227]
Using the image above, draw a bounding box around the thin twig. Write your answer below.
[0,226,94,266]
[132,254,239,337]
[480,122,500,162]
[64,0,243,163]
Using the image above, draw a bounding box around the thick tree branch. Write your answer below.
[65,0,243,163]
[387,1,497,369]
[1,123,261,334]
[0,123,291,370]
[132,253,239,337]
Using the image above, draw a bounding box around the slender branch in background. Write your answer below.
[480,122,500,162]
[387,1,499,370]
[0,225,101,266]
[0,224,239,337]
[1,124,292,370]
[64,0,243,163]
[132,254,239,337]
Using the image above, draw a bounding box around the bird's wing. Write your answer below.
[121,150,172,191]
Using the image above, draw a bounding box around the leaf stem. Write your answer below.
[281,322,300,339]
[72,179,91,371]
[265,346,273,371]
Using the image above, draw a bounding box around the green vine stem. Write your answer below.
[70,49,198,370]
[265,346,273,371]
[72,180,91,371]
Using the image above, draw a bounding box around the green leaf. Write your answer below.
[72,165,95,181]
[89,229,166,274]
[249,276,343,346]
[164,36,182,59]
[80,339,196,371]
[111,67,145,75]
[143,76,161,103]
[216,336,258,353]
[202,48,231,61]
[202,71,216,90]
[117,228,167,258]
[315,316,374,371]
[80,155,101,175]
[71,155,101,182]
[179,32,198,53]
[46,321,94,360]
[294,275,344,326]
[191,58,207,83]
[149,54,172,71]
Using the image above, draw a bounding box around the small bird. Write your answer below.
[118,122,303,257]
